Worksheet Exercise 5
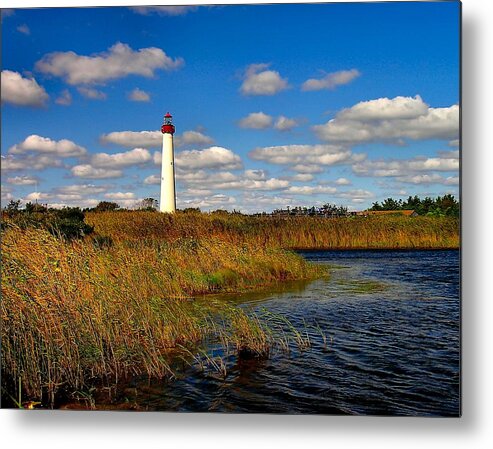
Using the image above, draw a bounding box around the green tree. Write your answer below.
[402,195,422,211]
[94,201,120,212]
[381,198,402,210]
[4,199,21,215]
[25,202,48,213]
[182,207,201,213]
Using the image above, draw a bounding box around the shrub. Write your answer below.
[2,206,93,240]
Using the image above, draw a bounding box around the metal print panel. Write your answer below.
[1,1,460,415]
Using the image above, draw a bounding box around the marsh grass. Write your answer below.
[1,223,321,406]
[85,211,459,249]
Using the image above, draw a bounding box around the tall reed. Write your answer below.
[1,224,321,405]
[86,211,459,249]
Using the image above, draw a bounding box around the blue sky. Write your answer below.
[1,2,460,212]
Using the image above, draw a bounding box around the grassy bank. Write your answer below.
[1,223,321,407]
[86,211,459,249]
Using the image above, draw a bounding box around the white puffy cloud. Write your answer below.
[238,113,300,131]
[396,174,460,185]
[249,144,355,170]
[71,165,123,179]
[101,130,162,148]
[181,188,214,197]
[353,155,459,177]
[175,170,212,182]
[444,176,460,185]
[174,169,288,192]
[334,189,375,200]
[335,177,351,185]
[17,24,30,35]
[437,149,459,158]
[287,185,337,195]
[238,112,273,129]
[1,188,15,205]
[171,146,243,170]
[291,164,324,174]
[178,194,236,211]
[35,42,183,85]
[90,148,152,168]
[274,116,300,131]
[25,192,53,201]
[281,184,374,202]
[407,157,459,171]
[313,95,459,144]
[23,184,115,206]
[55,89,72,106]
[302,69,360,91]
[104,192,136,200]
[55,184,110,196]
[143,174,160,185]
[55,193,85,202]
[99,129,213,148]
[339,95,429,121]
[1,154,63,171]
[1,70,49,107]
[232,178,289,191]
[290,173,314,182]
[240,63,289,96]
[8,135,87,157]
[244,169,267,180]
[177,130,214,147]
[128,88,150,102]
[130,6,198,16]
[6,175,39,185]
[448,139,460,147]
[16,182,144,209]
[77,86,107,100]
[201,177,289,191]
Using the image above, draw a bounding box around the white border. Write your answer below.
[2,1,493,448]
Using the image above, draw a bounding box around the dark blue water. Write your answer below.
[131,250,460,416]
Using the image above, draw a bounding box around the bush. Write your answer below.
[49,217,94,240]
[2,205,93,240]
[93,201,120,212]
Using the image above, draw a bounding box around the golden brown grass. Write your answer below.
[1,223,321,406]
[86,211,459,249]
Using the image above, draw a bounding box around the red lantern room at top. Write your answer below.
[161,112,175,135]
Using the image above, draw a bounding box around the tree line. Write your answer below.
[369,194,460,217]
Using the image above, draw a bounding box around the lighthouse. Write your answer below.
[160,112,176,213]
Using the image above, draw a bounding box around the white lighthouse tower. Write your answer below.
[160,112,176,213]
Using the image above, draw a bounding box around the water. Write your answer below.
[126,250,461,416]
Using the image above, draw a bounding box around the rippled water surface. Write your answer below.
[131,250,460,416]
